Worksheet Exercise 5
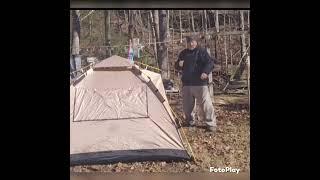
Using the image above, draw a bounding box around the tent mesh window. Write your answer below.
[72,85,149,122]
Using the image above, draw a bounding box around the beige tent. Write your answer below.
[70,55,190,165]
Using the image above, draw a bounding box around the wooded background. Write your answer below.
[70,10,250,92]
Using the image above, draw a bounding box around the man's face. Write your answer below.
[187,40,197,50]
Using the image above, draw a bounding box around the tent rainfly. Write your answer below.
[70,55,190,165]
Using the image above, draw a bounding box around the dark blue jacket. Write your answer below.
[174,47,215,86]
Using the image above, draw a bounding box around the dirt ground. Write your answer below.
[70,94,250,173]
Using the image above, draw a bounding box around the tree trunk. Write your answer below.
[128,10,135,41]
[167,10,170,39]
[207,10,211,30]
[191,10,195,32]
[153,10,161,66]
[89,14,92,42]
[224,11,228,74]
[153,10,160,42]
[71,10,81,77]
[247,10,250,29]
[72,10,80,56]
[234,10,247,80]
[158,10,169,79]
[200,10,203,32]
[203,10,208,35]
[214,35,218,59]
[240,10,246,57]
[247,10,250,50]
[172,10,175,42]
[124,10,128,28]
[214,10,219,69]
[215,10,219,33]
[147,14,151,45]
[179,10,183,43]
[229,12,232,67]
[247,55,250,112]
[138,10,144,38]
[149,11,158,63]
[104,10,112,58]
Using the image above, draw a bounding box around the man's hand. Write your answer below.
[200,73,208,80]
[179,60,184,67]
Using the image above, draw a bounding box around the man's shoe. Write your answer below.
[207,126,217,132]
[189,121,195,127]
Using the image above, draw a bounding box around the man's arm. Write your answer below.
[201,49,215,75]
[175,50,184,70]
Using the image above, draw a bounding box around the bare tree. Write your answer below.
[153,10,160,42]
[215,10,219,33]
[124,10,128,27]
[234,10,247,80]
[147,14,151,45]
[128,10,135,41]
[89,14,92,42]
[203,10,208,35]
[137,10,144,38]
[71,10,81,76]
[214,10,219,60]
[179,10,182,43]
[71,10,80,57]
[158,10,169,79]
[104,10,112,57]
[190,10,195,32]
[224,11,228,74]
[149,10,158,62]
[167,10,170,39]
[117,10,122,36]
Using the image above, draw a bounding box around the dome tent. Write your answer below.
[70,55,190,165]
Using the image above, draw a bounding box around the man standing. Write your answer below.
[175,36,217,132]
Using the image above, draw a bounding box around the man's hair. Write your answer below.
[186,35,199,43]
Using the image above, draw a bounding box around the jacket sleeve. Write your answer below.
[200,48,215,75]
[174,50,184,71]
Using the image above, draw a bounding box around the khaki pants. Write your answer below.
[182,86,217,127]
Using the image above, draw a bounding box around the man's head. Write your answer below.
[186,36,198,50]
